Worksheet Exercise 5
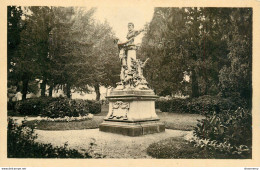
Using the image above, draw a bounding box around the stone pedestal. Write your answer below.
[99,89,165,136]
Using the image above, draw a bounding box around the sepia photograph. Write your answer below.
[1,0,260,168]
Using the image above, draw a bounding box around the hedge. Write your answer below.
[156,95,247,115]
[16,97,56,116]
[8,97,101,117]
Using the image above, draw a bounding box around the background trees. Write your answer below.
[140,7,252,104]
[8,7,252,104]
[8,6,119,100]
[8,6,26,99]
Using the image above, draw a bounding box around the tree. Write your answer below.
[8,6,55,100]
[7,6,24,93]
[140,8,195,96]
[27,7,53,97]
[83,21,120,100]
[49,7,119,100]
[47,7,79,98]
[9,7,48,100]
[219,8,252,105]
[140,7,251,100]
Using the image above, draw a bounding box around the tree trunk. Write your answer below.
[22,77,29,100]
[94,84,100,101]
[66,83,71,98]
[49,83,53,97]
[191,69,199,98]
[41,78,47,97]
[204,79,209,95]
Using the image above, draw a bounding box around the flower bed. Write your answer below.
[40,114,94,122]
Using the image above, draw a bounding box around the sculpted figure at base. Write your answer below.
[115,22,150,90]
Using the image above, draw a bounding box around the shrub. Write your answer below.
[17,97,55,116]
[146,137,246,159]
[194,107,252,146]
[156,95,247,115]
[42,98,101,118]
[156,98,194,113]
[87,100,102,114]
[192,107,252,157]
[189,137,251,158]
[42,98,88,118]
[7,100,16,111]
[13,97,101,117]
[7,117,92,158]
[147,137,209,159]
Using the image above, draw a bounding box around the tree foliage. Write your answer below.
[7,6,26,96]
[8,7,252,103]
[140,7,252,102]
[8,6,119,100]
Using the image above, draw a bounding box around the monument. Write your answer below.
[99,22,165,136]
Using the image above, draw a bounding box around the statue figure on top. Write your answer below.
[115,22,150,90]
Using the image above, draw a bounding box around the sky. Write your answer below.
[93,6,154,44]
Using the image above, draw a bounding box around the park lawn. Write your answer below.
[157,111,205,131]
[94,104,109,116]
[25,116,104,130]
[25,111,204,131]
[146,137,251,159]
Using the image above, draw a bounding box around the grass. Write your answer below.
[146,137,251,159]
[157,111,205,131]
[94,104,109,116]
[25,116,104,130]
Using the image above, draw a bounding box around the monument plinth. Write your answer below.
[99,22,165,136]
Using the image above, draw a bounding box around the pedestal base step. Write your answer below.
[99,121,165,136]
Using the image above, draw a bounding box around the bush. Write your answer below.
[147,137,208,159]
[43,98,87,118]
[7,117,92,158]
[192,107,252,157]
[13,97,101,117]
[146,137,246,159]
[156,95,247,115]
[189,137,251,158]
[7,100,16,111]
[194,107,252,146]
[17,97,55,116]
[42,98,101,118]
[87,100,102,114]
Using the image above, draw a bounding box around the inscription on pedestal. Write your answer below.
[109,101,129,120]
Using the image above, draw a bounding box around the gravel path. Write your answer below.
[35,129,192,159]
